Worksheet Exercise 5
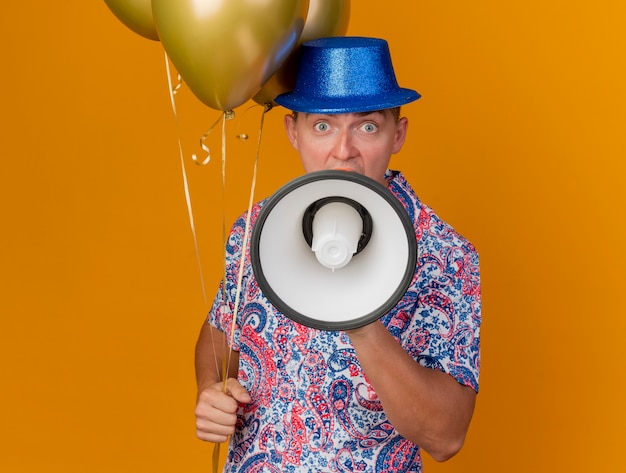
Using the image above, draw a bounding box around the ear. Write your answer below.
[283,114,299,151]
[392,117,409,154]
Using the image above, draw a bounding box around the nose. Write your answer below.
[331,129,358,161]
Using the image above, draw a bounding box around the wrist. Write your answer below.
[344,319,383,340]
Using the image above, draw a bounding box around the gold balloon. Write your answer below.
[104,0,159,41]
[253,0,351,107]
[152,0,310,112]
[300,0,350,41]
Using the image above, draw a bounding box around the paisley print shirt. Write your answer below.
[209,170,481,473]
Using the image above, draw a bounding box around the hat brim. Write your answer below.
[274,88,421,114]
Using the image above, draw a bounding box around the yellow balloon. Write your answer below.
[153,0,310,112]
[253,0,351,107]
[104,0,159,41]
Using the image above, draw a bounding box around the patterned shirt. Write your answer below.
[209,170,481,473]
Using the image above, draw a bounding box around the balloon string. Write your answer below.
[223,104,271,392]
[212,442,221,473]
[164,51,209,307]
[219,109,236,387]
[163,53,224,403]
[214,105,269,472]
[213,110,233,473]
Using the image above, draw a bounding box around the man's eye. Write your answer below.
[314,122,329,132]
[361,123,378,133]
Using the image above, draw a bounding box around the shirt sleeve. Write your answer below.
[414,240,481,392]
[208,280,241,352]
[392,206,481,392]
[206,214,251,352]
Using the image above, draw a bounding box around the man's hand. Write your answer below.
[195,377,251,443]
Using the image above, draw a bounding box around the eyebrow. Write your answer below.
[356,111,385,117]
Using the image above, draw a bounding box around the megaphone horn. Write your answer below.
[250,170,417,331]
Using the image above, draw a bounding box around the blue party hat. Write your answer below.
[275,36,420,114]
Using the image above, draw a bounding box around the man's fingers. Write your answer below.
[196,421,231,443]
[197,431,230,444]
[196,414,236,442]
[194,379,250,442]
[195,402,237,425]
[195,391,239,442]
[196,389,238,416]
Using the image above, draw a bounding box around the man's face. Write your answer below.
[283,110,408,186]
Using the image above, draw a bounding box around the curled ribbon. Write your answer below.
[235,103,272,141]
[193,110,235,166]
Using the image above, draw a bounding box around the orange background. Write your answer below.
[1,1,625,471]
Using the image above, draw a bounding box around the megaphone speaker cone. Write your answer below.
[251,170,417,331]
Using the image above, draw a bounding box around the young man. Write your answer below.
[195,37,481,472]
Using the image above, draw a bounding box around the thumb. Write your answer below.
[224,377,251,404]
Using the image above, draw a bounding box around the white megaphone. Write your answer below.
[250,170,417,331]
